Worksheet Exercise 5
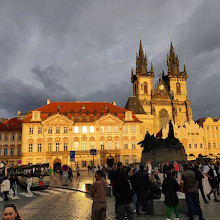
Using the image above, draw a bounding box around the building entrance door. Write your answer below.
[53,159,61,172]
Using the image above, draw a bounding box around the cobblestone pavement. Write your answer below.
[0,172,219,219]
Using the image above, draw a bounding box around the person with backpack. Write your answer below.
[162,170,180,220]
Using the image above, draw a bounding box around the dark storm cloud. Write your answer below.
[0,0,220,120]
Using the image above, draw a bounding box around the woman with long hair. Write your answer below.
[3,204,23,220]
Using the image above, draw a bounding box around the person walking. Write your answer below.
[76,166,81,181]
[180,164,204,220]
[204,159,220,202]
[90,170,107,220]
[68,168,73,181]
[1,177,10,201]
[162,170,180,220]
[26,174,33,195]
[194,165,209,204]
[10,175,19,197]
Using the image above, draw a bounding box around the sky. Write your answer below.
[0,0,220,121]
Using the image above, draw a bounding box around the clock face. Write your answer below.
[159,85,164,90]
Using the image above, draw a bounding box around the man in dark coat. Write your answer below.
[133,164,149,215]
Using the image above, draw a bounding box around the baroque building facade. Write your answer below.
[21,100,142,170]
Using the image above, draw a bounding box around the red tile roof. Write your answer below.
[0,117,23,130]
[23,102,141,123]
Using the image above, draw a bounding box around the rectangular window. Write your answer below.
[29,143,33,152]
[125,159,129,165]
[82,126,87,133]
[48,143,52,152]
[124,141,128,149]
[18,148,21,155]
[38,143,42,152]
[74,142,79,151]
[5,133,8,140]
[100,126,105,133]
[216,127,219,130]
[11,148,14,156]
[194,143,197,149]
[4,148,7,156]
[18,133,22,140]
[56,143,60,151]
[212,133,215,138]
[75,161,79,167]
[90,141,95,149]
[133,158,137,163]
[213,143,216,148]
[56,127,60,134]
[189,144,192,148]
[208,143,211,148]
[114,126,119,133]
[38,127,42,134]
[132,141,136,149]
[64,127,68,134]
[100,141,105,150]
[123,126,128,133]
[82,142,87,150]
[207,127,209,130]
[131,126,136,133]
[82,161,87,167]
[48,127,52,134]
[115,141,119,150]
[200,143,203,148]
[108,141,112,150]
[74,126,79,133]
[11,133,15,140]
[107,126,112,133]
[29,127,33,134]
[90,126,94,133]
[64,142,68,151]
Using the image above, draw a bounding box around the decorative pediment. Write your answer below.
[153,80,171,100]
[95,113,123,125]
[41,114,74,126]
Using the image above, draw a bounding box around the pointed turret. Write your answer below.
[131,67,134,82]
[151,62,154,76]
[136,39,148,75]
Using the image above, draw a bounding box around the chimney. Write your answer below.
[112,102,116,106]
[47,99,51,104]
[18,111,21,116]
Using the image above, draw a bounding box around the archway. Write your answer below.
[53,158,61,172]
[159,109,169,129]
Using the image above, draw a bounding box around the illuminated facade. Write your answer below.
[0,118,23,166]
[21,101,142,169]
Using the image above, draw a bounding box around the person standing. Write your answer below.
[68,168,73,181]
[1,177,10,201]
[180,164,204,220]
[114,168,135,220]
[162,170,180,220]
[133,164,150,216]
[26,175,33,195]
[173,161,179,178]
[90,170,107,220]
[204,159,220,202]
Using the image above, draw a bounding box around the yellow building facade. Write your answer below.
[21,101,142,170]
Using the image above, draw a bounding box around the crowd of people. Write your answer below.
[89,158,220,220]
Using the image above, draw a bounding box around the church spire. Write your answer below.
[151,62,154,77]
[136,38,148,75]
[131,67,134,82]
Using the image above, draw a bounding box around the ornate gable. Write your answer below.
[95,113,123,125]
[152,80,171,100]
[41,113,74,126]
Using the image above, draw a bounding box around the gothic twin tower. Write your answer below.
[128,40,193,134]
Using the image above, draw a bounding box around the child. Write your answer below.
[162,170,180,220]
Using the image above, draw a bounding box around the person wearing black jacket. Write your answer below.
[162,170,180,220]
[194,166,209,204]
[133,164,150,215]
[114,168,135,220]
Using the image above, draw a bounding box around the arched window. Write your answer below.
[144,82,147,93]
[176,83,181,94]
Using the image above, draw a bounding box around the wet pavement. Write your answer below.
[0,171,219,219]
